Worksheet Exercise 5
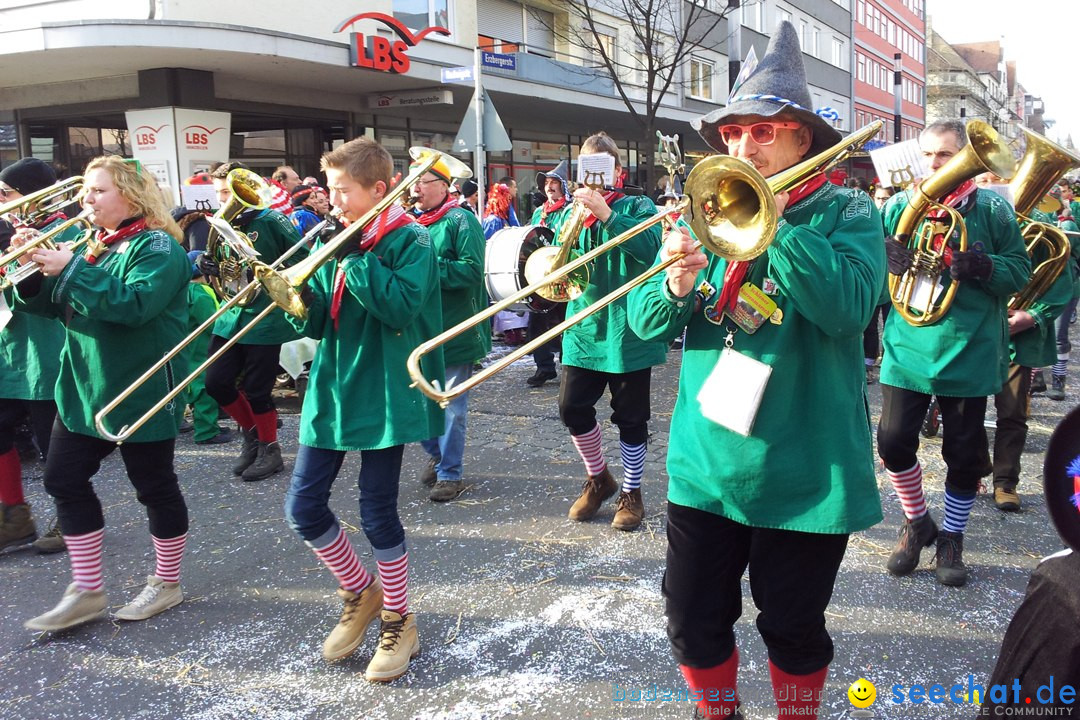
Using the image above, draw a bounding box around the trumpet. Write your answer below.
[0,208,94,290]
[407,121,884,407]
[94,148,469,444]
[0,176,83,226]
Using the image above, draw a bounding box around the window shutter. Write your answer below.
[478,0,525,44]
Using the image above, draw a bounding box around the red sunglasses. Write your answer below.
[719,121,801,146]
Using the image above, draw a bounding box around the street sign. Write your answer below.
[441,66,474,84]
[480,52,516,72]
[453,90,513,153]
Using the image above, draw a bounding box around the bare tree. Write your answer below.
[530,0,739,191]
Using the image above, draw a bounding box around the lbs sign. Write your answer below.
[335,12,450,74]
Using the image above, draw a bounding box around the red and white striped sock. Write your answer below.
[570,424,607,477]
[377,551,409,615]
[311,527,373,593]
[887,462,927,519]
[66,528,105,592]
[152,533,187,584]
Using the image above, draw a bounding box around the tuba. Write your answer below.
[889,120,1017,326]
[1006,127,1080,311]
[204,168,270,303]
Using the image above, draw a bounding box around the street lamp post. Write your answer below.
[893,52,903,143]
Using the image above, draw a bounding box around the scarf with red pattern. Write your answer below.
[539,196,568,227]
[583,189,624,229]
[86,218,148,264]
[414,194,456,227]
[717,174,828,313]
[329,204,413,329]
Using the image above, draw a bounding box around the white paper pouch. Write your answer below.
[697,347,772,437]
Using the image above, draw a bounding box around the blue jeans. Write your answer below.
[420,363,472,482]
[284,443,405,552]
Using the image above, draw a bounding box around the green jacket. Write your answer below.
[561,194,667,373]
[212,209,307,345]
[422,206,490,366]
[13,228,191,442]
[287,222,445,451]
[1060,218,1080,299]
[530,201,574,234]
[880,188,1030,397]
[1010,238,1072,368]
[179,282,219,380]
[628,182,885,534]
[0,218,82,401]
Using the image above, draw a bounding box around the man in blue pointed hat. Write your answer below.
[628,21,885,720]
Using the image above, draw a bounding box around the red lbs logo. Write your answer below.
[182,124,224,150]
[334,12,450,74]
[133,124,169,150]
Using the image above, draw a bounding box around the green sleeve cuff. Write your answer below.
[51,255,86,304]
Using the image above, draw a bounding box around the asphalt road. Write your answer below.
[0,342,1074,720]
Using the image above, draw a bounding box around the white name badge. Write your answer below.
[697,347,772,437]
[906,273,943,315]
[0,293,11,331]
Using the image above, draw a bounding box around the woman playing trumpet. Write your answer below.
[10,156,193,632]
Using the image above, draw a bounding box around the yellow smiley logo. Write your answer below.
[848,678,877,708]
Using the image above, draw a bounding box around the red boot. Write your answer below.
[769,660,828,718]
[679,648,739,718]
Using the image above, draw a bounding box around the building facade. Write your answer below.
[852,0,926,147]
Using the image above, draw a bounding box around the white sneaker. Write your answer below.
[114,575,183,621]
[25,583,107,631]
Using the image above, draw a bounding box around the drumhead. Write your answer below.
[485,225,556,313]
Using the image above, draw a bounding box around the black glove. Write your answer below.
[949,250,994,281]
[884,236,914,275]
[197,253,220,278]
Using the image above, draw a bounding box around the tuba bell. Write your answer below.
[1006,127,1080,311]
[888,120,1017,326]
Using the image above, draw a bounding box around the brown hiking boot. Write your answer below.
[241,441,284,481]
[886,513,938,576]
[33,520,66,554]
[993,486,1021,512]
[935,531,968,586]
[323,579,383,661]
[365,610,420,682]
[232,427,260,475]
[419,457,438,487]
[611,488,644,531]
[0,503,38,552]
[568,467,618,521]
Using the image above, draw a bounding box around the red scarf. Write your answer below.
[414,194,456,227]
[583,190,624,228]
[86,218,148,264]
[329,205,413,329]
[539,196,568,227]
[718,174,828,312]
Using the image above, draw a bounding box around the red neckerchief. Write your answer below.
[583,189,624,228]
[329,205,413,330]
[29,211,67,231]
[539,196,568,227]
[718,174,829,312]
[923,178,976,265]
[414,194,455,227]
[86,218,148,264]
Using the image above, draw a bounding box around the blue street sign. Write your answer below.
[441,66,474,84]
[481,52,516,71]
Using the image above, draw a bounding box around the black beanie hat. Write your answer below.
[0,158,57,195]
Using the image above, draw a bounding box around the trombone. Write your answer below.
[408,121,884,407]
[0,208,95,290]
[93,148,470,444]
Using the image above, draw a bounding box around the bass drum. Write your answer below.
[484,225,557,313]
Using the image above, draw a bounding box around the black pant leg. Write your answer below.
[118,437,189,539]
[42,420,116,536]
[0,397,28,455]
[664,502,752,668]
[558,366,610,436]
[937,395,990,493]
[27,399,58,459]
[239,343,282,414]
[748,526,849,674]
[204,335,247,407]
[993,364,1031,492]
[607,367,652,446]
[877,385,932,472]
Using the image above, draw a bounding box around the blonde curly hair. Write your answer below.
[82,156,182,241]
